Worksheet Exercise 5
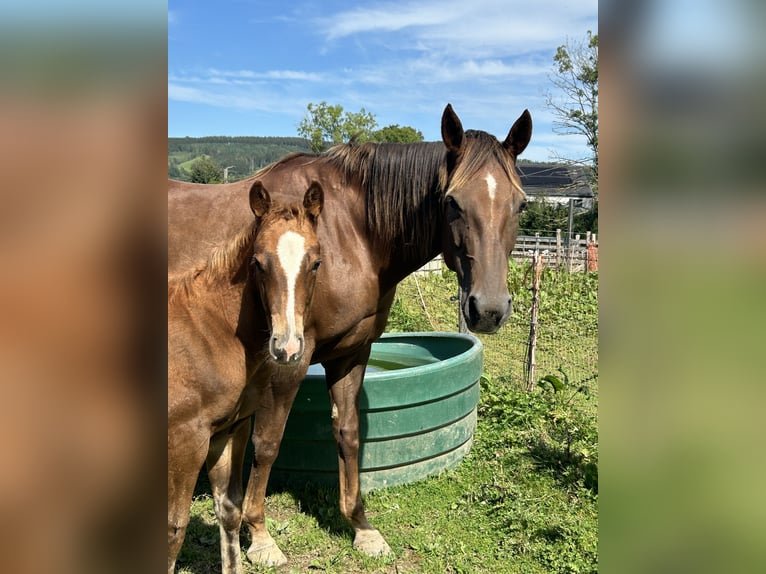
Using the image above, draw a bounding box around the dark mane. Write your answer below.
[251,132,522,262]
[324,141,447,261]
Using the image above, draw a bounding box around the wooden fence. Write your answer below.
[512,230,598,272]
[415,229,598,275]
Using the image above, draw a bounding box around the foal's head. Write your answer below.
[440,104,532,333]
[249,180,324,365]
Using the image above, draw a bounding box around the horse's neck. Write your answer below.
[383,234,442,288]
[172,225,254,333]
[186,267,248,335]
[376,191,444,287]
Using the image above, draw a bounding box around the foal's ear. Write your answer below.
[303,181,324,223]
[503,109,532,158]
[249,181,271,217]
[441,103,464,153]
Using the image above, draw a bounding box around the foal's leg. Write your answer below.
[242,368,306,567]
[206,417,251,574]
[324,352,392,558]
[168,424,210,574]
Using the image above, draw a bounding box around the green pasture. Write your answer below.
[178,263,598,573]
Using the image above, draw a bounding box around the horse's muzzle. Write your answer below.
[270,333,305,365]
[464,294,512,334]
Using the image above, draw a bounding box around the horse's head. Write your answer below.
[249,180,324,364]
[440,104,532,334]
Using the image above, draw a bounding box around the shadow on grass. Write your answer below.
[177,517,221,573]
[527,438,598,494]
[187,453,353,540]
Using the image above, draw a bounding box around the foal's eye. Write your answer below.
[310,259,321,272]
[252,257,265,273]
[519,199,528,213]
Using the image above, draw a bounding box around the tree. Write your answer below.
[546,31,598,188]
[371,124,424,143]
[297,101,378,152]
[189,155,224,184]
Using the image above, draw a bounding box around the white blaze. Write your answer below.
[485,173,498,224]
[276,230,306,341]
[485,173,497,200]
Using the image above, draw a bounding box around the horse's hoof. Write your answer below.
[353,528,392,557]
[246,537,287,567]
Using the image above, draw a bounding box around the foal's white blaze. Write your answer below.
[276,230,307,356]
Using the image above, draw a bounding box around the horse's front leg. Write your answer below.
[241,363,308,567]
[206,417,251,574]
[324,350,392,558]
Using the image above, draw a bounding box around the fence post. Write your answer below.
[555,229,562,270]
[525,250,544,391]
[584,232,591,274]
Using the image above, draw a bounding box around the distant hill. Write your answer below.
[167,137,590,192]
[168,136,312,181]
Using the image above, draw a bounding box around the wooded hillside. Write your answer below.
[168,136,312,182]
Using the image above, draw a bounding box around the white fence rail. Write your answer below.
[415,229,598,275]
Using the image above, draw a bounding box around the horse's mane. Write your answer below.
[325,141,447,260]
[168,222,256,303]
[247,132,523,262]
[168,205,307,302]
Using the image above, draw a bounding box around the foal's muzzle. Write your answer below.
[270,333,305,365]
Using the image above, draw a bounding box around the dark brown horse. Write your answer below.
[167,104,531,568]
[168,182,324,573]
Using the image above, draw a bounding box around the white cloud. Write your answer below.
[318,0,597,56]
[205,68,322,82]
[320,3,455,39]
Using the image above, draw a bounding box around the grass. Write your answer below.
[177,264,598,573]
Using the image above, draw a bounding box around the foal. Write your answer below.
[168,181,324,574]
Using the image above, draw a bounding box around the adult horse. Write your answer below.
[168,182,324,573]
[168,104,531,567]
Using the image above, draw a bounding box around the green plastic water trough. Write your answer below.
[270,332,483,492]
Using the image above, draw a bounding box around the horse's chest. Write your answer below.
[311,284,394,361]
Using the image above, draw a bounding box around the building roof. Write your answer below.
[517,163,594,198]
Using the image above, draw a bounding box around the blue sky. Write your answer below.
[169,1,597,163]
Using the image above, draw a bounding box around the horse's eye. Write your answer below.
[519,199,528,213]
[446,196,462,222]
[252,257,265,273]
[446,196,461,212]
[311,259,321,272]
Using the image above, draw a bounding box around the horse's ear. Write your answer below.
[503,109,532,158]
[441,103,464,152]
[303,181,324,223]
[249,181,271,217]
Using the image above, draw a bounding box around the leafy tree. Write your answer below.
[573,200,598,234]
[168,162,182,180]
[520,199,570,235]
[297,101,378,152]
[546,31,598,189]
[189,155,223,184]
[371,124,424,143]
[520,199,598,236]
